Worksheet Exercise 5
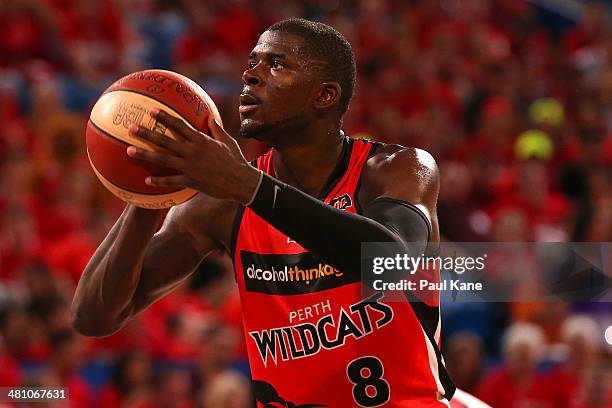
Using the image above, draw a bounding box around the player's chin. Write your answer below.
[239,119,271,140]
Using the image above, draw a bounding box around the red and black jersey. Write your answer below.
[231,137,455,407]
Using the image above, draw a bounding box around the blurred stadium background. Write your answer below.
[0,0,611,407]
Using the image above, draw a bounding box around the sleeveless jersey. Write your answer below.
[231,137,455,407]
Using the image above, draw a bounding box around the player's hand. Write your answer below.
[126,108,260,204]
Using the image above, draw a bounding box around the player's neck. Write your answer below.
[272,126,345,197]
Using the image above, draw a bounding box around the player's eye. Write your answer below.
[271,60,284,70]
[247,60,257,69]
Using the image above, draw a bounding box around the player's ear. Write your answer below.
[314,82,341,111]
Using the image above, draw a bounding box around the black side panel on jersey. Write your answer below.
[229,206,246,267]
[405,291,457,400]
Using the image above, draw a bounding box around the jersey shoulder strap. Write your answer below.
[324,138,374,203]
[255,149,274,174]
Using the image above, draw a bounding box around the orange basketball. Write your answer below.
[86,69,222,209]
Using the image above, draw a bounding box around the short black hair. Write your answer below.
[267,18,356,116]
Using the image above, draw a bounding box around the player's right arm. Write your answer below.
[71,194,236,337]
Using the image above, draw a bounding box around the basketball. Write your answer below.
[86,69,222,209]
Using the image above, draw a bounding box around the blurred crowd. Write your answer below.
[0,0,611,407]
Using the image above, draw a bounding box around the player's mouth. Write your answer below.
[239,93,261,114]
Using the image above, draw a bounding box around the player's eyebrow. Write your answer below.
[248,51,288,61]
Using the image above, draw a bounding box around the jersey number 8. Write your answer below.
[347,356,391,407]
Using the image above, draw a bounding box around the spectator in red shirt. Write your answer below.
[199,370,251,408]
[173,1,223,81]
[48,329,92,407]
[563,2,608,55]
[0,0,62,69]
[137,367,194,408]
[99,350,153,408]
[534,315,604,408]
[0,303,50,362]
[445,332,485,394]
[192,323,241,396]
[47,0,128,81]
[0,333,22,387]
[581,167,612,242]
[476,322,547,407]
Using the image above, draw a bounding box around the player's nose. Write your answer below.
[242,68,263,87]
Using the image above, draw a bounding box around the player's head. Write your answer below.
[239,18,356,141]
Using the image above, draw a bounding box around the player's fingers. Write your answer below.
[208,115,241,152]
[149,108,198,142]
[145,175,190,187]
[129,125,187,155]
[207,115,230,142]
[126,146,184,170]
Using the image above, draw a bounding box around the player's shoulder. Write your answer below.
[363,140,439,182]
[357,139,439,206]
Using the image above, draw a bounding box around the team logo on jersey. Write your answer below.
[248,291,393,366]
[253,380,327,407]
[329,193,352,210]
[241,251,359,295]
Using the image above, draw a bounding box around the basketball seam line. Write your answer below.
[88,119,134,146]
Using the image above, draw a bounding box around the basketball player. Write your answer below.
[72,19,455,407]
